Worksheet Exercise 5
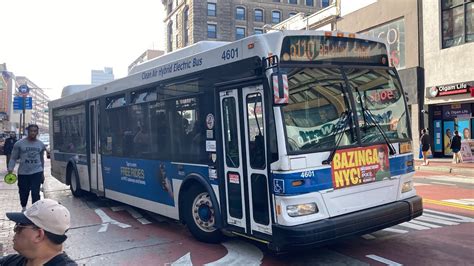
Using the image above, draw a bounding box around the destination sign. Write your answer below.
[280,36,389,66]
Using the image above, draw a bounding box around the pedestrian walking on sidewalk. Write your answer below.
[7,124,46,212]
[451,130,463,164]
[4,133,17,168]
[0,199,77,266]
[420,128,431,166]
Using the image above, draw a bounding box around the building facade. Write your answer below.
[0,64,14,131]
[162,0,321,52]
[423,0,473,158]
[91,67,114,85]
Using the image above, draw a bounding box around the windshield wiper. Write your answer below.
[322,110,351,165]
[353,87,396,155]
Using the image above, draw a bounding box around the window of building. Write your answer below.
[183,7,189,46]
[208,24,217,38]
[273,0,280,2]
[236,7,245,20]
[255,9,264,22]
[442,0,473,48]
[236,27,246,40]
[254,28,263,35]
[208,2,216,17]
[321,0,330,8]
[306,0,314,6]
[289,12,297,17]
[289,0,298,4]
[272,11,281,24]
[167,21,173,52]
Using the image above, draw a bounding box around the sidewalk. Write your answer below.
[415,158,474,176]
[0,156,21,256]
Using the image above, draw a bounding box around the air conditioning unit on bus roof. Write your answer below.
[128,41,230,76]
[61,85,95,98]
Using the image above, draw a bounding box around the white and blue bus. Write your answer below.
[49,30,422,251]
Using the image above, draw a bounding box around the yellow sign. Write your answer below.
[332,145,391,189]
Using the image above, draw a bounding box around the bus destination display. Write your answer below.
[280,36,389,66]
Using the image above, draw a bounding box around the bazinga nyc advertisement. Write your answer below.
[331,145,391,189]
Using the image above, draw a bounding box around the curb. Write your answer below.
[415,166,474,176]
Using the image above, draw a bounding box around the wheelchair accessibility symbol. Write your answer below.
[273,179,285,194]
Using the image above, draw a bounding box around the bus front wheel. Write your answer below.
[183,186,222,243]
[69,168,83,197]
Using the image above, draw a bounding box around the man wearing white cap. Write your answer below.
[0,199,77,266]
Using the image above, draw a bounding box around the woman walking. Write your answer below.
[451,130,462,164]
[420,129,430,166]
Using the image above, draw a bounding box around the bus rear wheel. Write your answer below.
[183,186,222,243]
[69,168,83,197]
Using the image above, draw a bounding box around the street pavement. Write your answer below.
[1,155,473,265]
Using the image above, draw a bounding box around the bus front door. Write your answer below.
[88,100,104,194]
[219,85,272,237]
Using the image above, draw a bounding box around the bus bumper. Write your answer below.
[270,196,422,252]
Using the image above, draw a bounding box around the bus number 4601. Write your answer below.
[222,48,239,60]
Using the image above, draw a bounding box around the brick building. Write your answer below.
[162,0,322,52]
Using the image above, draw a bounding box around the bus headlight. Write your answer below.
[286,203,318,217]
[402,181,413,193]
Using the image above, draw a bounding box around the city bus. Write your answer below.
[49,30,422,251]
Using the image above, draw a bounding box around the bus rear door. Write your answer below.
[219,84,272,237]
[88,100,104,194]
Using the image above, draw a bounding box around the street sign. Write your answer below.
[13,96,32,110]
[18,84,30,96]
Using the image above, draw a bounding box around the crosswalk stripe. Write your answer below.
[409,220,441,228]
[443,199,474,206]
[415,216,459,226]
[382,228,408,234]
[398,222,430,230]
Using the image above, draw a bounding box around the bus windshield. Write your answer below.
[282,67,409,153]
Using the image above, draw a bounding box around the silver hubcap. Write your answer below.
[192,192,216,233]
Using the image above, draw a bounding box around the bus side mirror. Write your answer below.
[272,72,288,105]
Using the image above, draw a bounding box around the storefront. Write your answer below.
[427,81,474,158]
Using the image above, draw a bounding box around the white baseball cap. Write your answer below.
[7,199,71,236]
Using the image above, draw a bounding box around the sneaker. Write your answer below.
[21,207,26,212]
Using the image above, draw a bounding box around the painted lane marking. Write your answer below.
[413,183,431,186]
[382,228,408,234]
[398,222,429,230]
[170,252,192,266]
[204,239,263,266]
[366,255,402,266]
[443,199,474,206]
[430,182,456,186]
[423,199,474,211]
[362,234,376,240]
[415,216,459,226]
[111,205,151,225]
[95,209,131,233]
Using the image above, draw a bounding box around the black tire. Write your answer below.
[183,186,222,243]
[69,167,83,197]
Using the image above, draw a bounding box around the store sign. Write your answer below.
[442,104,471,119]
[361,18,405,69]
[428,81,473,98]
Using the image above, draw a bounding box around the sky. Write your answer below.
[0,0,165,100]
